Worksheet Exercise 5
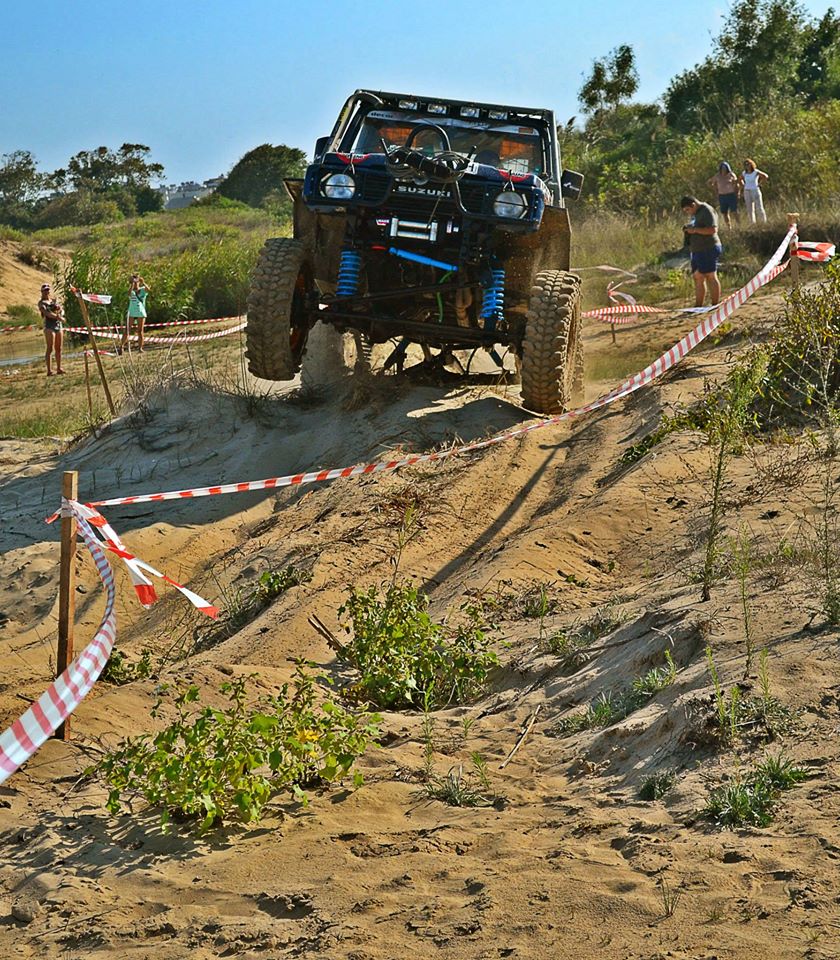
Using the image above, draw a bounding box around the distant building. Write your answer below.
[157,176,224,210]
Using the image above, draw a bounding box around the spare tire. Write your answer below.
[520,271,582,414]
[246,238,313,381]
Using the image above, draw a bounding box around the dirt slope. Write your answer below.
[1,286,838,959]
[0,242,56,317]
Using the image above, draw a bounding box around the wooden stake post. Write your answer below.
[83,349,94,422]
[56,470,78,741]
[787,212,801,289]
[76,292,116,416]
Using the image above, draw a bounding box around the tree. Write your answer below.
[797,8,840,101]
[216,144,307,208]
[63,143,164,194]
[579,45,639,115]
[664,0,809,132]
[0,151,43,227]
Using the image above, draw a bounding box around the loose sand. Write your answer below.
[0,280,838,959]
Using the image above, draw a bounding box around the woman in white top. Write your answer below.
[740,159,769,224]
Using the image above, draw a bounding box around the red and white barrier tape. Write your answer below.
[46,500,218,618]
[80,292,112,305]
[86,228,794,510]
[74,315,245,333]
[794,241,835,263]
[0,227,794,785]
[1,324,39,334]
[64,320,246,343]
[0,509,116,785]
[582,304,668,322]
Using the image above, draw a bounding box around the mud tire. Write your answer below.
[246,238,312,381]
[520,271,582,414]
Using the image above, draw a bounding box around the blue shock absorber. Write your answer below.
[481,268,505,327]
[336,249,362,297]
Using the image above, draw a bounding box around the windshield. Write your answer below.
[348,110,547,177]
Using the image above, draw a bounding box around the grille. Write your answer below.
[356,175,496,218]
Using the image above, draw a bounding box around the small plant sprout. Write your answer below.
[730,529,754,676]
[424,753,498,808]
[658,878,683,919]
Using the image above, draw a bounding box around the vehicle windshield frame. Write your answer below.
[330,97,555,184]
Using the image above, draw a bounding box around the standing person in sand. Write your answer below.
[707,161,739,229]
[681,195,723,308]
[123,274,151,352]
[740,159,769,224]
[37,282,65,376]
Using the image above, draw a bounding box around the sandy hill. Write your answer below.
[0,241,58,317]
[0,286,838,959]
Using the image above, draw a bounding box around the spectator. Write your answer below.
[740,159,769,224]
[707,161,739,229]
[122,274,151,352]
[37,282,65,376]
[681,196,722,308]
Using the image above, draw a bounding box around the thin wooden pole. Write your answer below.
[787,212,800,290]
[56,470,78,741]
[611,320,617,344]
[76,293,116,416]
[83,349,94,422]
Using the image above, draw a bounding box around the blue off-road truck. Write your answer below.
[245,89,584,413]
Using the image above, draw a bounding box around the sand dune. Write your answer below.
[1,284,838,959]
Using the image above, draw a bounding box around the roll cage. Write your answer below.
[319,89,563,206]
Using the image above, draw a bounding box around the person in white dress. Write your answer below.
[740,159,769,224]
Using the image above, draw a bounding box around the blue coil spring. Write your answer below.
[336,249,362,297]
[481,268,505,321]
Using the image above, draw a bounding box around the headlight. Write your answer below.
[493,191,528,219]
[323,173,355,200]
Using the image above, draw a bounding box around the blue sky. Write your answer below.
[0,0,833,184]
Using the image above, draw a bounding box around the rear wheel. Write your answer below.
[520,271,582,414]
[246,238,312,381]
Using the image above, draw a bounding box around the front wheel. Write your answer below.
[519,271,582,414]
[246,238,313,381]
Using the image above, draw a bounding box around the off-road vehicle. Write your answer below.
[246,89,584,413]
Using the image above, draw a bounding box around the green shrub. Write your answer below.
[706,754,807,828]
[338,583,498,710]
[639,770,676,801]
[99,668,379,832]
[100,647,153,685]
[3,303,40,325]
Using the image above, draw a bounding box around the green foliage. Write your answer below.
[194,563,311,653]
[60,231,263,328]
[706,754,807,828]
[639,770,676,802]
[338,583,498,710]
[99,668,379,832]
[545,602,627,670]
[255,565,313,602]
[2,303,40,325]
[100,647,153,685]
[579,44,639,114]
[425,753,497,808]
[705,645,796,743]
[0,150,43,228]
[217,143,307,208]
[665,0,811,133]
[556,650,677,735]
[35,192,124,230]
